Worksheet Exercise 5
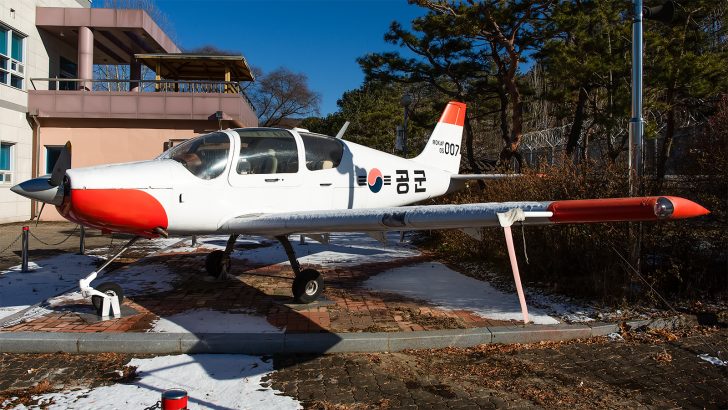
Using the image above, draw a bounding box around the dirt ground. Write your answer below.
[266,326,728,409]
[1,327,726,409]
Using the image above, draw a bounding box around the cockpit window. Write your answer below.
[160,132,230,179]
[300,132,344,171]
[234,129,299,174]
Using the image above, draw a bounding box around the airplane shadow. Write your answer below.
[0,233,418,386]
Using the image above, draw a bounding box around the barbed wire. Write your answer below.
[28,225,80,246]
[0,233,22,255]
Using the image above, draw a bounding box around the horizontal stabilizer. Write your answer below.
[450,174,523,181]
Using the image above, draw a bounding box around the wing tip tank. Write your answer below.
[547,196,710,223]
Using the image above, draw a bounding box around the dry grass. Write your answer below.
[426,111,727,305]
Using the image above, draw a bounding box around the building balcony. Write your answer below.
[27,78,258,127]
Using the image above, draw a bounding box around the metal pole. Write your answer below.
[629,0,644,196]
[629,0,645,284]
[21,226,29,272]
[79,225,85,255]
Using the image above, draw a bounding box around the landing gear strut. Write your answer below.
[80,236,138,318]
[205,234,238,279]
[276,235,324,303]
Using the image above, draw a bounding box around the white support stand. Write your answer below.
[78,236,139,319]
[497,209,530,325]
[80,271,121,319]
[100,293,121,318]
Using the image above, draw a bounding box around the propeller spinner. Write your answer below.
[11,141,71,207]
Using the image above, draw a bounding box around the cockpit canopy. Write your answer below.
[160,132,230,179]
[234,129,299,174]
[159,128,345,179]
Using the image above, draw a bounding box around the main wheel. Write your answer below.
[205,250,230,279]
[292,268,324,304]
[91,282,124,315]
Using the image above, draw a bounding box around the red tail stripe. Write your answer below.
[439,102,466,126]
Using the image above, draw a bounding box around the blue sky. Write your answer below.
[154,0,426,116]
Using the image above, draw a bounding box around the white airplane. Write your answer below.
[11,102,709,322]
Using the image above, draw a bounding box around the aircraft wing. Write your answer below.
[218,196,708,236]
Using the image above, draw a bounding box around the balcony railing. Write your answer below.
[29,78,256,112]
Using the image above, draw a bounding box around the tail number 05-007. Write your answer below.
[441,143,459,156]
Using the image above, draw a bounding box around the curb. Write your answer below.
[0,317,683,354]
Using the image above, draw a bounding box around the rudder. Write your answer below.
[412,101,466,174]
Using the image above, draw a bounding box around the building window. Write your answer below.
[0,142,13,184]
[0,25,26,90]
[46,146,64,175]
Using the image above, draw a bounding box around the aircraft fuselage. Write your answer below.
[58,128,455,237]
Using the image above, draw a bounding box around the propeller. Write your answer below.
[49,141,72,187]
[10,141,72,221]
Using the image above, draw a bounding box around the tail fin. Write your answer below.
[412,101,466,174]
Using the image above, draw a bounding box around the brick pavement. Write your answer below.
[2,243,514,334]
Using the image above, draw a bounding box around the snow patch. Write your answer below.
[698,353,727,366]
[365,262,565,325]
[0,254,99,321]
[149,308,283,333]
[161,233,420,268]
[240,232,420,268]
[27,354,301,409]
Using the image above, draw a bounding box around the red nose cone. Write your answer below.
[59,189,168,236]
[663,196,710,219]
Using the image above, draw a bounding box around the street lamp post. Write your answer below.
[629,0,644,196]
[630,0,675,195]
[401,94,412,158]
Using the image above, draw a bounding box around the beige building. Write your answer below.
[0,0,91,223]
[0,3,257,222]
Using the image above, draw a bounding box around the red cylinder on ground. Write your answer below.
[161,389,188,410]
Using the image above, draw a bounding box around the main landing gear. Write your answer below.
[204,234,325,303]
[79,236,139,318]
[205,234,237,279]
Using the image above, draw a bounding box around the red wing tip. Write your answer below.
[547,196,710,223]
[438,101,466,126]
[662,196,710,219]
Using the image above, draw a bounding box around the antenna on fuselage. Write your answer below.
[335,121,350,139]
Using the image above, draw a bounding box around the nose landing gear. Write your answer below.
[79,236,138,318]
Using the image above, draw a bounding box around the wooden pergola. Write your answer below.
[135,53,255,93]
